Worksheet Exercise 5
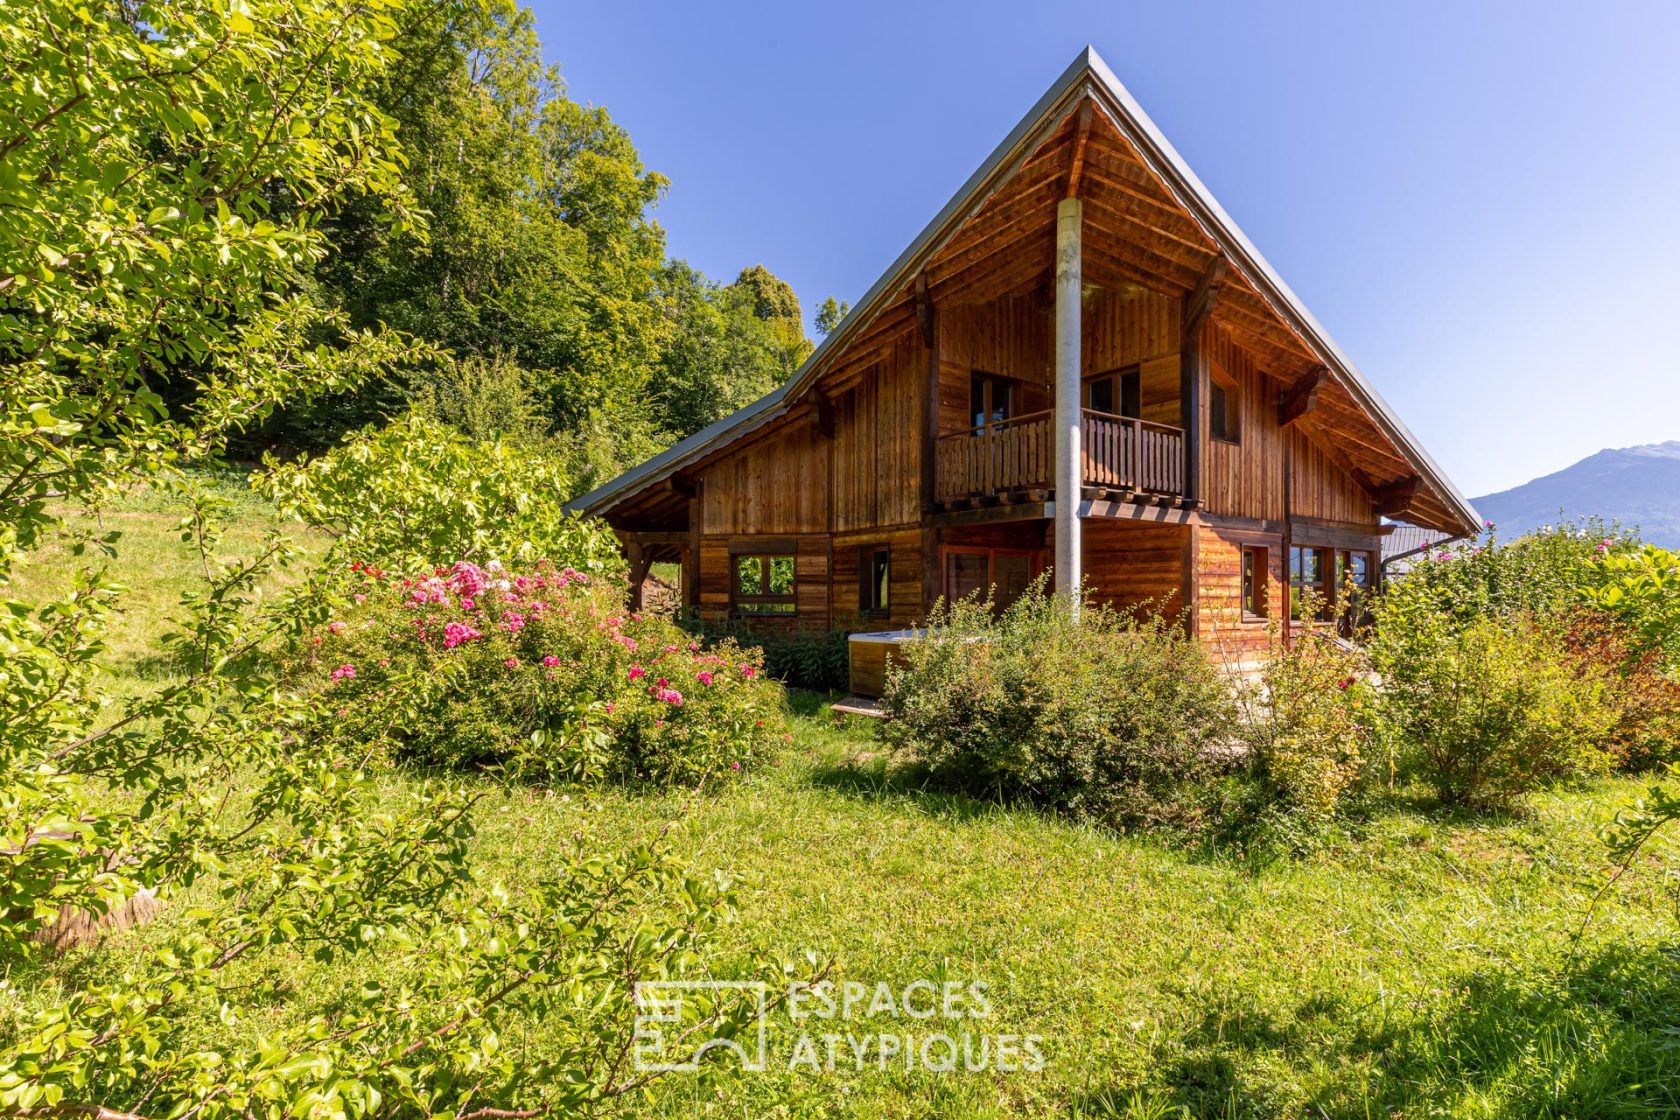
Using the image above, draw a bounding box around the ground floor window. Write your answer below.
[1242,546,1268,619]
[1289,546,1330,620]
[943,546,1038,612]
[861,545,890,616]
[733,553,796,615]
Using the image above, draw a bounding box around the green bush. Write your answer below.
[286,558,786,785]
[1243,629,1373,824]
[684,616,853,692]
[1371,610,1616,810]
[878,588,1237,830]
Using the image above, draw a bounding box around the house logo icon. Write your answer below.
[633,980,770,1072]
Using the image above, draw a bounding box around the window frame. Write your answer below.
[1081,365,1142,420]
[940,545,1041,612]
[1209,365,1240,444]
[731,552,797,617]
[860,544,891,618]
[1288,545,1331,621]
[1241,545,1268,620]
[969,372,1019,433]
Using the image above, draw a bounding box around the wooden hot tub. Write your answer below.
[846,629,926,698]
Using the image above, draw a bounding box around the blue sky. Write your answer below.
[530,0,1680,498]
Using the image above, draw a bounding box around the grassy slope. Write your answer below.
[13,482,1680,1119]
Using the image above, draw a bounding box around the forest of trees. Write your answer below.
[253,0,827,494]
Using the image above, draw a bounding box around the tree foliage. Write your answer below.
[0,2,777,1116]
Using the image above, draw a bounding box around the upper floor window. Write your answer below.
[1083,367,1141,419]
[733,553,796,615]
[1209,378,1239,443]
[861,545,890,616]
[970,373,1017,432]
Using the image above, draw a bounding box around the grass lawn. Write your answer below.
[14,479,1680,1119]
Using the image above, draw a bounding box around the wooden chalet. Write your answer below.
[567,47,1481,679]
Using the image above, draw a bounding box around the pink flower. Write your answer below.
[696,671,714,686]
[740,663,756,678]
[604,702,615,714]
[730,761,741,771]
[331,663,356,682]
[500,611,526,635]
[654,687,684,706]
[628,665,646,681]
[460,597,476,611]
[504,657,519,669]
[542,655,561,667]
[327,621,346,635]
[656,678,669,688]
[442,621,484,649]
[353,593,366,604]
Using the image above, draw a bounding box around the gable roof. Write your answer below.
[567,46,1480,536]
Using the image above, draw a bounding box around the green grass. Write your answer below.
[14,482,1680,1118]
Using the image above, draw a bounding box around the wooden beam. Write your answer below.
[666,475,697,499]
[1065,100,1094,199]
[1277,365,1329,428]
[812,391,835,439]
[1364,473,1417,517]
[919,274,939,514]
[1182,254,1229,341]
[913,272,935,349]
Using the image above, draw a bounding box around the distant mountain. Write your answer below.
[1472,441,1680,549]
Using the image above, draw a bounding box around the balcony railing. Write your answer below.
[933,409,1184,505]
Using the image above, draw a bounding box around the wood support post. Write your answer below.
[1054,196,1083,619]
[917,272,939,514]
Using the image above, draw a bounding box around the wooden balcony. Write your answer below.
[933,409,1185,506]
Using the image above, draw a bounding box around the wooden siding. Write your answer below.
[833,333,924,533]
[1083,286,1182,427]
[938,296,1051,433]
[830,527,925,628]
[1195,523,1284,663]
[1082,519,1187,618]
[1200,323,1376,528]
[699,424,829,535]
[696,535,832,626]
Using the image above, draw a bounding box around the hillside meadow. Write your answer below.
[11,483,1680,1119]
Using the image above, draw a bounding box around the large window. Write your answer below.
[944,547,1037,613]
[733,553,796,615]
[1289,546,1330,620]
[860,545,890,617]
[1241,546,1268,619]
[969,373,1017,432]
[1083,367,1141,418]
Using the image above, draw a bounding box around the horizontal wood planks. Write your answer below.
[1194,524,1283,663]
[1082,519,1187,618]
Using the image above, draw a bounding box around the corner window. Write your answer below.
[733,554,796,615]
[1289,546,1330,620]
[1241,546,1268,619]
[861,545,890,616]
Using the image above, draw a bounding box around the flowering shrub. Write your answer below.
[286,558,785,785]
[1242,625,1373,824]
[879,586,1237,831]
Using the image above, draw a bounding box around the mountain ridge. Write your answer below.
[1471,440,1680,548]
